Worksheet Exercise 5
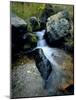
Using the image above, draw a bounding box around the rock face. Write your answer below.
[33,49,52,80]
[45,11,71,47]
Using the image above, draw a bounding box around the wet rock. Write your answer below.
[33,48,52,80]
[45,11,71,47]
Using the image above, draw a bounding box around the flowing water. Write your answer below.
[36,29,63,68]
[12,30,73,98]
[36,30,47,47]
[35,30,70,94]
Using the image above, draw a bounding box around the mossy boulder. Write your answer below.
[27,17,40,32]
[23,33,38,51]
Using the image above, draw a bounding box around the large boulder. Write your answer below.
[33,48,52,80]
[11,13,28,54]
[45,11,71,47]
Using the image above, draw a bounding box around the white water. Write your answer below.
[36,29,61,68]
[36,30,47,47]
[35,30,67,92]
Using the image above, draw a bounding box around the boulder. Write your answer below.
[45,11,71,47]
[23,33,38,51]
[28,17,40,32]
[33,48,52,80]
[11,13,27,28]
[11,13,28,51]
[39,4,54,30]
[11,13,28,60]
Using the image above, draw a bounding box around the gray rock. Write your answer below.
[11,61,45,98]
[23,33,38,50]
[34,48,52,80]
[11,12,27,27]
[45,11,71,45]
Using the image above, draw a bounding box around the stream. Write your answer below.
[11,29,73,98]
[36,30,72,95]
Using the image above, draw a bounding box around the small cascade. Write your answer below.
[36,30,47,47]
[35,30,67,91]
[35,30,61,75]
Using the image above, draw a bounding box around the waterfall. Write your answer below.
[35,29,66,67]
[35,30,67,92]
[36,29,60,67]
[36,30,47,47]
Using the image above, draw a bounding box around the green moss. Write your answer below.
[27,19,40,32]
[28,33,38,43]
[23,33,38,49]
[10,2,73,21]
[10,2,45,20]
[27,22,32,32]
[65,38,73,46]
[31,35,38,42]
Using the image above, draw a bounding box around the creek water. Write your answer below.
[36,29,62,70]
[12,30,73,98]
[35,30,68,93]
